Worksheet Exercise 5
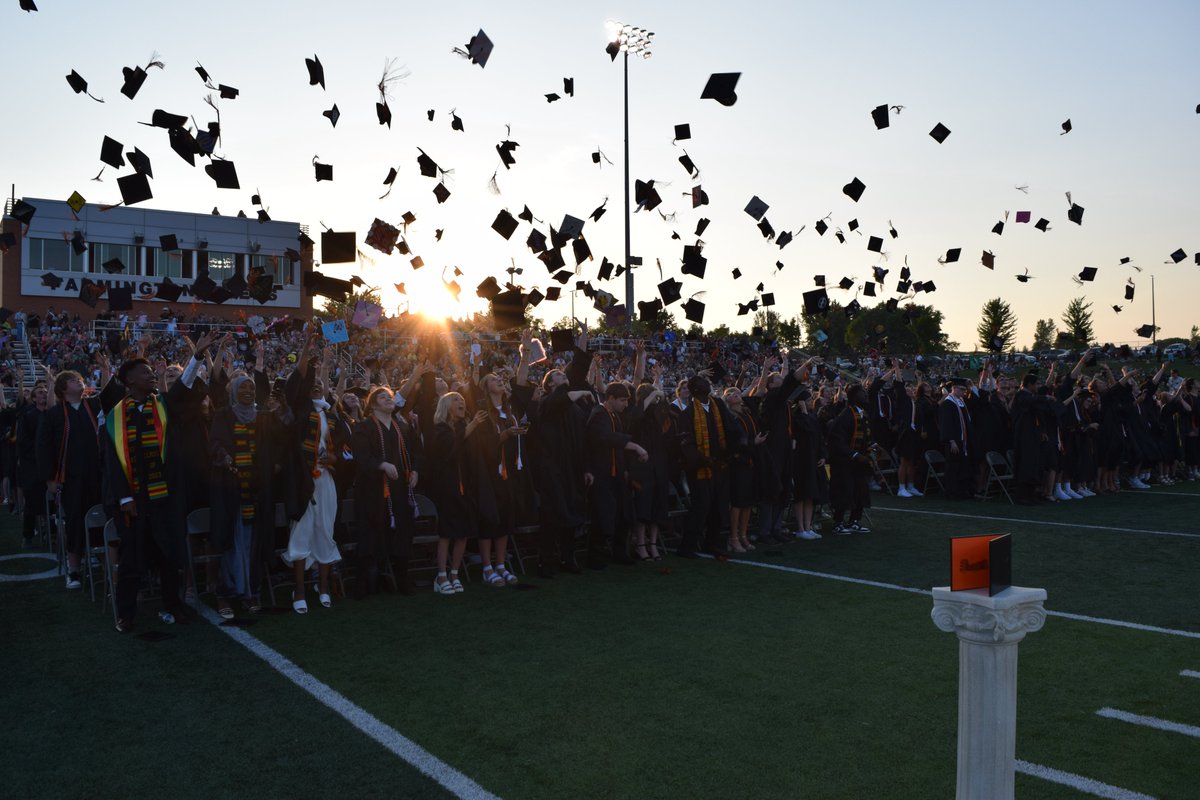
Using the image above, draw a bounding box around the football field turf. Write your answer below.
[2,483,1198,799]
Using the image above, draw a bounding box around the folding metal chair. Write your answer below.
[185,508,221,601]
[102,519,120,624]
[871,448,898,495]
[923,449,948,495]
[983,451,1015,504]
[83,504,108,603]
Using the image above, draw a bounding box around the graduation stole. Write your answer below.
[55,399,99,483]
[849,408,869,452]
[108,396,169,501]
[301,410,330,478]
[374,416,414,526]
[232,420,257,521]
[692,400,726,479]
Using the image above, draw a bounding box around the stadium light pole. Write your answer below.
[606,20,653,333]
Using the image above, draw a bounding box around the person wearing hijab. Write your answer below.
[351,386,421,597]
[281,332,341,614]
[208,374,287,617]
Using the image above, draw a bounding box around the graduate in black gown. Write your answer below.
[586,382,647,567]
[677,375,740,557]
[16,380,49,547]
[102,332,216,632]
[826,384,875,532]
[428,392,480,594]
[938,378,976,500]
[37,361,123,590]
[208,374,287,616]
[351,386,421,597]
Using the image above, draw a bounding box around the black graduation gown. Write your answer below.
[523,383,589,529]
[1009,389,1044,484]
[427,421,475,539]
[16,404,45,498]
[826,406,872,511]
[352,415,422,558]
[208,407,287,597]
[749,372,796,501]
[627,399,674,526]
[792,411,824,501]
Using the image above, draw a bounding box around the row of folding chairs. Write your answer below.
[923,449,1015,503]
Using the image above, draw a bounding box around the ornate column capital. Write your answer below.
[931,586,1047,644]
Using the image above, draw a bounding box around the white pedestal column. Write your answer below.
[931,586,1047,800]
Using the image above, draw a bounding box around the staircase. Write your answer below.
[12,334,38,392]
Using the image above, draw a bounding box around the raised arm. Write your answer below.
[632,341,647,386]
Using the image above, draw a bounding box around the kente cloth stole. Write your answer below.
[233,420,257,521]
[301,411,330,478]
[108,397,169,501]
[693,402,727,480]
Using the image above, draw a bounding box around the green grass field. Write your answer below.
[2,481,1198,799]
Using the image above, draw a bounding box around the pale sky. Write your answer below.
[4,0,1198,348]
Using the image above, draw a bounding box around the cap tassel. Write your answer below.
[487,170,501,195]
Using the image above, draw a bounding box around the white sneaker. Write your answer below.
[1053,487,1072,501]
[896,487,913,498]
[907,486,924,497]
[65,573,82,590]
[1064,487,1083,499]
[1078,487,1096,497]
[1129,478,1149,490]
[868,481,882,491]
[798,530,822,540]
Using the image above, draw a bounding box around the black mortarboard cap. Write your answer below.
[638,299,664,322]
[323,104,341,127]
[695,218,711,237]
[835,231,846,244]
[681,245,707,279]
[314,161,333,182]
[248,273,273,304]
[148,109,188,129]
[191,273,216,300]
[897,279,912,293]
[321,231,356,264]
[223,270,247,298]
[982,251,996,270]
[1016,272,1031,283]
[863,283,876,297]
[9,200,35,225]
[731,268,742,280]
[1061,119,1072,134]
[867,235,883,253]
[847,219,860,232]
[802,288,829,315]
[1035,218,1050,232]
[943,248,961,263]
[155,278,182,303]
[527,228,548,253]
[682,297,705,324]
[206,285,234,305]
[205,159,240,190]
[564,77,574,96]
[815,219,828,236]
[744,196,769,220]
[924,281,937,293]
[1169,248,1187,264]
[871,104,889,130]
[844,299,862,318]
[306,55,325,89]
[120,65,147,100]
[560,214,585,240]
[491,290,525,330]
[1078,266,1097,282]
[758,218,776,239]
[108,287,133,312]
[168,127,198,166]
[550,329,575,353]
[127,147,153,178]
[1136,324,1155,338]
[658,278,682,306]
[377,101,392,128]
[541,249,566,272]
[70,230,87,255]
[526,288,545,307]
[476,276,501,300]
[545,287,561,301]
[678,152,697,176]
[700,73,740,106]
[1124,283,1135,301]
[992,220,1005,235]
[597,257,614,281]
[463,29,494,68]
[838,277,854,290]
[117,172,153,206]
[41,272,63,289]
[492,209,518,240]
[634,180,662,212]
[305,271,352,300]
[219,84,238,100]
[843,177,866,202]
[102,257,125,274]
[776,231,793,249]
[450,112,464,131]
[19,0,36,10]
[814,275,826,287]
[78,278,105,308]
[100,136,125,169]
[885,298,899,312]
[674,123,691,140]
[66,70,90,95]
[692,186,709,208]
[929,123,951,143]
[1068,204,1085,225]
[761,292,776,306]
[159,234,178,251]
[433,182,451,204]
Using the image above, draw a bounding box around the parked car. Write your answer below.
[1163,343,1188,356]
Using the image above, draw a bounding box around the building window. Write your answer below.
[200,250,237,281]
[93,243,136,275]
[251,253,288,285]
[148,247,186,278]
[26,237,85,272]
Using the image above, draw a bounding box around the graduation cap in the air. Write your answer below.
[490,289,525,330]
[314,160,333,182]
[1136,324,1155,339]
[497,139,519,169]
[66,70,103,102]
[205,160,240,190]
[929,123,951,143]
[1016,269,1033,283]
[541,249,566,272]
[144,109,189,129]
[1124,282,1135,301]
[634,180,662,212]
[306,55,325,89]
[1068,204,1085,225]
[155,277,183,303]
[1035,218,1051,232]
[862,283,876,298]
[376,101,392,128]
[1015,211,1031,223]
[117,173,153,206]
[1061,119,1072,135]
[982,251,996,270]
[658,277,683,306]
[867,235,883,253]
[526,228,548,253]
[126,147,153,178]
[843,177,866,202]
[844,299,862,319]
[572,238,592,265]
[682,296,706,324]
[305,271,352,300]
[559,214,585,240]
[1078,266,1098,282]
[871,104,890,130]
[1168,248,1187,264]
[321,231,356,263]
[416,148,443,178]
[700,72,740,106]
[815,219,828,236]
[776,230,793,249]
[744,196,769,221]
[322,104,340,127]
[813,275,826,287]
[678,151,698,177]
[159,234,178,252]
[885,298,899,313]
[9,200,36,226]
[432,182,451,204]
[100,136,126,169]
[101,257,126,274]
[674,123,691,141]
[40,272,63,290]
[992,219,1005,235]
[492,209,519,240]
[638,298,664,322]
[681,245,707,279]
[168,127,199,166]
[78,278,105,308]
[120,55,164,101]
[941,247,962,264]
[458,29,494,68]
[247,271,274,304]
[838,277,854,291]
[450,111,464,132]
[802,288,830,315]
[757,218,775,239]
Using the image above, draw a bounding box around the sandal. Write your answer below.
[434,576,453,595]
[319,592,332,608]
[217,603,235,620]
[648,542,663,561]
[727,537,747,554]
[497,566,519,585]
[634,544,652,562]
[292,592,308,614]
[740,538,756,551]
[450,570,464,594]
[483,566,505,587]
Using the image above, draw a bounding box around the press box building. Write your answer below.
[1,196,314,320]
